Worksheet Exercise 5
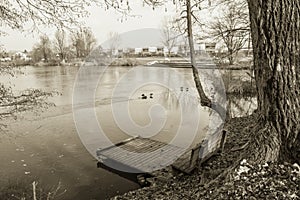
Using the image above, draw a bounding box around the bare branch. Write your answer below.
[0,0,99,32]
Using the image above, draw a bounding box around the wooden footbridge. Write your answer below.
[96,129,227,183]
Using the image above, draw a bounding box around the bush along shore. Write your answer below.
[112,115,300,200]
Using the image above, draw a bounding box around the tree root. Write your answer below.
[199,117,281,193]
[230,141,249,152]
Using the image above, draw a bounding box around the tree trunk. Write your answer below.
[247,0,300,163]
[247,32,251,56]
[185,0,226,120]
[186,0,211,106]
[228,49,234,65]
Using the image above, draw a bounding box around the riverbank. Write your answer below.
[112,115,300,200]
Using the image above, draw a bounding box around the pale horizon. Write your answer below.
[1,3,176,52]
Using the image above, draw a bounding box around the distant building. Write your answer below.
[163,46,179,56]
[0,57,11,62]
[148,47,157,55]
[134,47,157,57]
[142,48,150,56]
[205,43,217,54]
[134,48,143,55]
[123,48,134,54]
[157,47,164,56]
[118,49,123,55]
[122,48,135,57]
[14,52,31,61]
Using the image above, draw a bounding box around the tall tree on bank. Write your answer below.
[177,0,225,116]
[185,0,212,107]
[245,0,300,163]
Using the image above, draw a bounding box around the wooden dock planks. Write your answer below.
[97,130,227,175]
[97,136,185,173]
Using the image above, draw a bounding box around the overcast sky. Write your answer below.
[1,2,176,51]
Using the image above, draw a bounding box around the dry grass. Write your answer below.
[0,180,66,200]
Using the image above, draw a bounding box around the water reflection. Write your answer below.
[0,66,80,106]
[1,65,257,119]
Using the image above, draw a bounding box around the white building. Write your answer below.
[148,47,157,54]
[134,48,143,54]
[15,52,31,61]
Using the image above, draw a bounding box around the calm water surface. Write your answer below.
[0,65,256,199]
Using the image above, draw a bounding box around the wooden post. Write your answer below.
[219,130,227,153]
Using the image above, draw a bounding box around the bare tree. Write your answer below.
[71,29,85,58]
[32,35,53,62]
[107,31,121,55]
[71,27,97,58]
[210,0,250,65]
[160,17,178,56]
[185,0,212,106]
[84,28,97,56]
[54,29,68,61]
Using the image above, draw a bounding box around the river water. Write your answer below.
[0,65,256,199]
